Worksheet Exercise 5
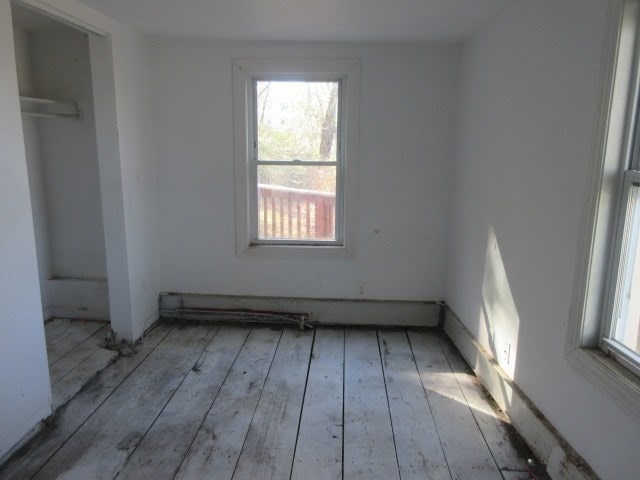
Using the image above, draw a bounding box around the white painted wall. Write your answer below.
[14,26,51,306]
[22,113,50,299]
[7,1,638,475]
[104,27,160,338]
[30,27,107,280]
[151,40,459,301]
[15,20,111,317]
[446,1,640,478]
[13,0,163,340]
[0,0,162,456]
[13,27,34,97]
[0,0,51,459]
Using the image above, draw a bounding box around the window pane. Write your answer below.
[256,81,339,162]
[612,183,640,355]
[257,165,336,241]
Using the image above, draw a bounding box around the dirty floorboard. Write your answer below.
[1,323,533,480]
[45,318,118,411]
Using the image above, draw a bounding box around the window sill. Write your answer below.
[237,243,354,259]
[567,346,640,420]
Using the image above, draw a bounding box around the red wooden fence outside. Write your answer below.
[258,184,336,240]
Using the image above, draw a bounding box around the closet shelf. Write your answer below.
[20,96,81,120]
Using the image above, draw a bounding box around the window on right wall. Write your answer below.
[599,0,640,378]
[603,133,640,377]
[568,0,640,418]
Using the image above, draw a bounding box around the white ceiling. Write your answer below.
[75,0,519,43]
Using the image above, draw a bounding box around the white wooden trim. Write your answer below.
[566,347,640,420]
[568,0,628,352]
[159,292,441,327]
[444,309,598,480]
[44,277,110,321]
[233,58,359,258]
[566,0,640,420]
[13,0,109,36]
[44,306,110,321]
[88,33,135,340]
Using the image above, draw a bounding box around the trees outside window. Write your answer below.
[233,58,359,257]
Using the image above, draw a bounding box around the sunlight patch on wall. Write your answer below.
[480,226,520,378]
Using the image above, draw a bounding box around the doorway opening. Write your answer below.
[11,1,119,409]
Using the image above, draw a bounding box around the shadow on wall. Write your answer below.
[479,226,521,381]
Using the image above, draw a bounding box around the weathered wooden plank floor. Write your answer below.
[45,318,119,410]
[0,323,532,480]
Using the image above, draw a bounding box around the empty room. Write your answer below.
[0,1,639,479]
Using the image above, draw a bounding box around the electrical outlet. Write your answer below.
[502,342,511,365]
[357,283,367,297]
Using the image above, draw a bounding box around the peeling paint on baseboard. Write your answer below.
[159,292,441,327]
[443,307,599,480]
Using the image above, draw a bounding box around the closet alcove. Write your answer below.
[12,3,110,324]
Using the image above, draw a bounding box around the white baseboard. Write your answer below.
[44,306,110,321]
[444,307,598,480]
[44,277,110,321]
[159,292,442,327]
